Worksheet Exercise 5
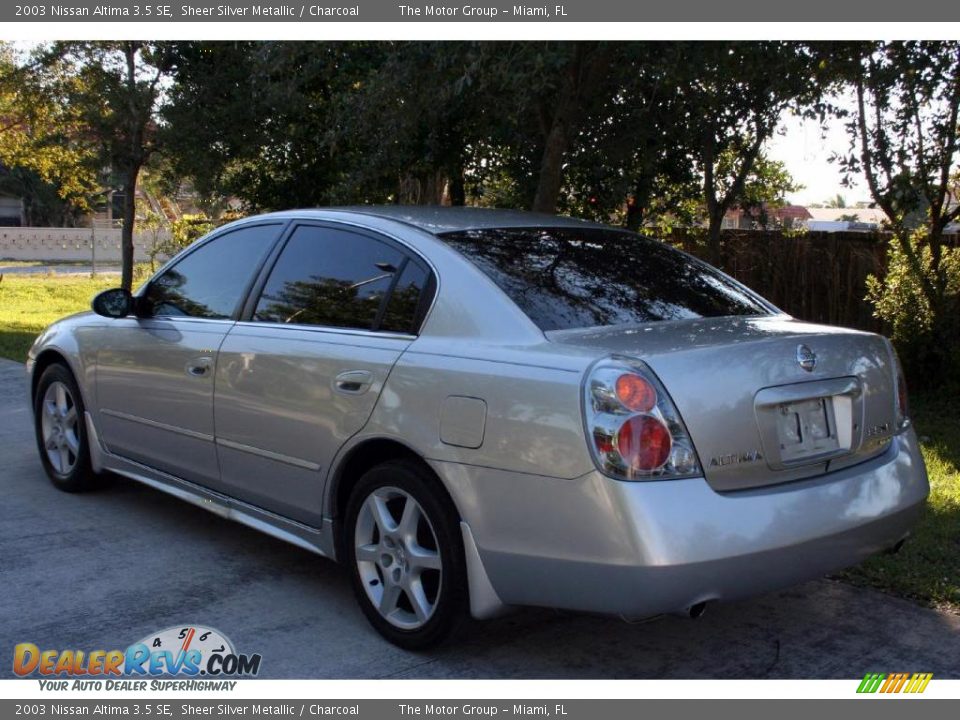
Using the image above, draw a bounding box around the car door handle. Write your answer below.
[334,370,374,395]
[185,357,214,377]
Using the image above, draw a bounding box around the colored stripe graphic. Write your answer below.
[857,673,886,693]
[857,672,932,694]
[905,673,933,694]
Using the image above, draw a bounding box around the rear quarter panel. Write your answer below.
[359,337,595,480]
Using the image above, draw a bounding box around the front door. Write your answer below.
[95,222,284,487]
[213,222,432,526]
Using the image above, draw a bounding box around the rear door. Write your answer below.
[95,222,284,486]
[213,222,432,525]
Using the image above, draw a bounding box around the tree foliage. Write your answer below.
[157,40,824,237]
[674,42,831,262]
[46,42,176,290]
[0,43,97,211]
[735,153,803,228]
[163,41,384,211]
[837,41,960,379]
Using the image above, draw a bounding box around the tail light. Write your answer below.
[583,356,701,480]
[891,346,910,432]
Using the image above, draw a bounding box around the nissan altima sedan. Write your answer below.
[28,207,928,648]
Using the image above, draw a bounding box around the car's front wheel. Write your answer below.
[33,363,98,492]
[344,460,468,650]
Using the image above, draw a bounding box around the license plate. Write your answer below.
[775,396,840,463]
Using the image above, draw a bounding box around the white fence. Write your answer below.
[0,226,171,262]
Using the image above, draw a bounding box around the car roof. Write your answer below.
[260,206,610,235]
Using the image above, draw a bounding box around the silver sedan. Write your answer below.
[28,207,929,648]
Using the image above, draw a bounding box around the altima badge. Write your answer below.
[710,450,764,467]
[797,344,817,372]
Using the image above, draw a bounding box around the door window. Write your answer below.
[144,224,281,319]
[253,225,425,332]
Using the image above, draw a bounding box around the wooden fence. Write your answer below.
[666,229,957,334]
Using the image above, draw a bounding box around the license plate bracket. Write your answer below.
[775,396,839,464]
[755,377,863,470]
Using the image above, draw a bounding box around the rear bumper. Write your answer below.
[433,428,929,617]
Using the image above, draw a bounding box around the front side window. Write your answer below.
[439,227,773,331]
[145,224,281,319]
[253,225,424,332]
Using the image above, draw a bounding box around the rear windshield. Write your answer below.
[439,227,772,331]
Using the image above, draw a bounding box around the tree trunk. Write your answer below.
[398,171,446,205]
[625,170,654,231]
[530,45,610,215]
[448,156,466,207]
[531,121,569,215]
[625,200,642,231]
[702,151,724,266]
[120,165,140,291]
[706,211,724,268]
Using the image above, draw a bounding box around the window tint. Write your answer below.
[439,228,772,331]
[146,224,280,319]
[254,225,410,331]
[379,261,428,334]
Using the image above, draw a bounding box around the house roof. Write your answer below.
[770,205,813,221]
[807,207,887,224]
[726,204,813,221]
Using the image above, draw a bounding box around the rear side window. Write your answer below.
[146,224,281,319]
[379,261,429,334]
[439,228,772,331]
[253,225,426,332]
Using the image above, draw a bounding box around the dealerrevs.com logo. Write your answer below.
[13,625,261,690]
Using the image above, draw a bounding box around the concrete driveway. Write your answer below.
[1,357,957,679]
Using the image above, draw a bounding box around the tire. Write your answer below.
[344,459,468,650]
[33,363,98,492]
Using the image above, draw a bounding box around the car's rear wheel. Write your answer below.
[33,363,98,492]
[344,460,468,649]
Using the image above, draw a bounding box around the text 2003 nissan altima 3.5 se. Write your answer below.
[28,207,928,648]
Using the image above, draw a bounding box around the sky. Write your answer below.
[767,92,871,207]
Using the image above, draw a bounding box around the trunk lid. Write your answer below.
[549,316,898,491]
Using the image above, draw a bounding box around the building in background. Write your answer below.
[721,204,813,230]
[0,192,24,227]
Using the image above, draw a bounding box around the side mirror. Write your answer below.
[92,288,134,319]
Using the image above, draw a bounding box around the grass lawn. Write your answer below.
[0,273,116,363]
[0,260,44,268]
[841,396,960,613]
[1,273,957,613]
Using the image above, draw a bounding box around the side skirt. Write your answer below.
[85,411,505,619]
[84,411,337,559]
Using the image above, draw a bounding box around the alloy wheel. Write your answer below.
[354,486,443,630]
[40,381,80,475]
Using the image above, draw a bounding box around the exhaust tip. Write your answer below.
[667,600,711,619]
[688,601,708,619]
